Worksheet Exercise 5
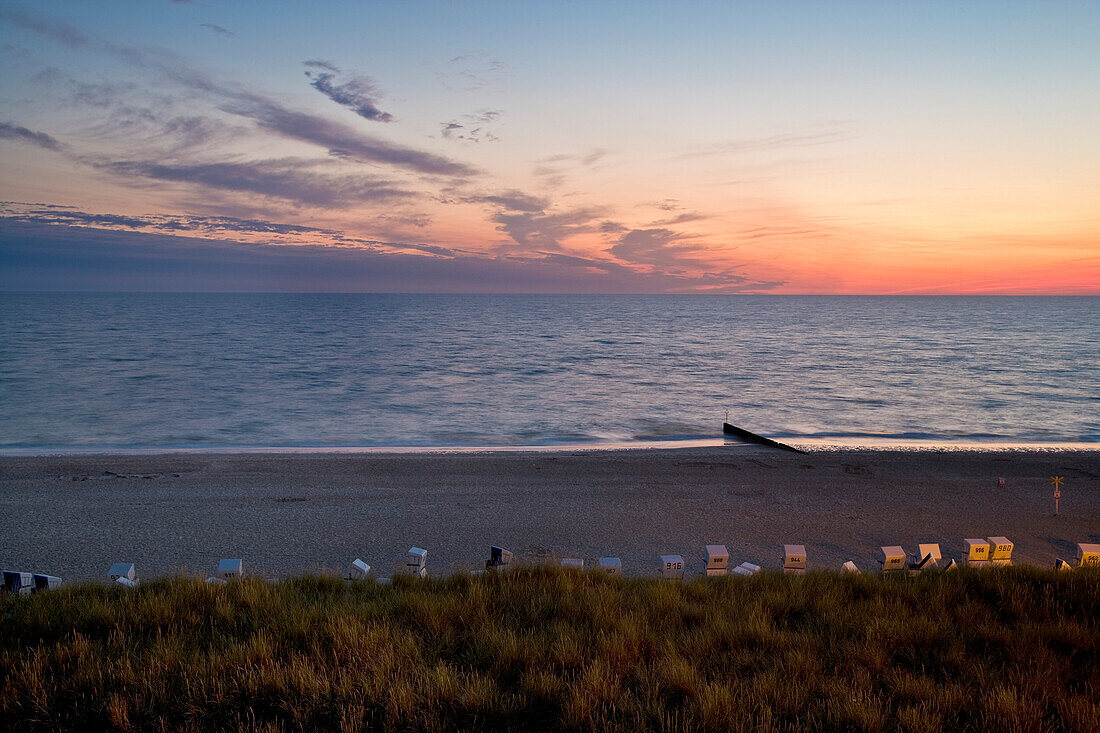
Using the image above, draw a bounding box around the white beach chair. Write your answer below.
[598,557,623,576]
[908,543,941,572]
[205,576,226,585]
[407,547,427,567]
[348,558,371,580]
[730,561,761,577]
[401,547,428,578]
[486,545,515,570]
[3,571,34,595]
[879,546,906,573]
[108,562,136,583]
[115,577,136,587]
[705,545,729,577]
[32,574,62,592]
[782,544,806,575]
[658,554,685,580]
[841,560,860,573]
[217,559,244,580]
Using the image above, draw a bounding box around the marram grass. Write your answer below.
[2,567,1098,732]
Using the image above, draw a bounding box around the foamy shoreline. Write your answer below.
[2,446,1097,582]
[1,437,1097,457]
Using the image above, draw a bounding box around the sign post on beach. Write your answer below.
[1051,476,1063,515]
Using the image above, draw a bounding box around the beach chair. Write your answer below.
[116,577,136,587]
[705,545,729,577]
[217,559,244,580]
[942,559,958,571]
[908,543,941,572]
[841,560,860,573]
[598,557,623,576]
[32,574,62,592]
[347,558,371,580]
[879,546,906,573]
[3,571,33,595]
[561,558,584,570]
[1075,543,1100,567]
[205,576,226,585]
[402,547,428,578]
[730,561,761,577]
[108,562,136,583]
[987,537,1013,566]
[1054,558,1073,571]
[486,545,515,570]
[782,544,806,575]
[658,554,684,580]
[962,539,990,567]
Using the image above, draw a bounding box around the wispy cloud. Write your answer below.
[439,52,509,92]
[465,190,548,213]
[650,212,709,226]
[0,7,88,47]
[533,149,607,187]
[102,159,414,207]
[1,8,477,178]
[200,23,235,37]
[0,115,417,209]
[303,61,392,123]
[679,124,852,159]
[0,121,64,151]
[440,109,503,143]
[1,203,342,238]
[218,94,474,176]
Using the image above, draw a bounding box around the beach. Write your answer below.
[2,446,1098,582]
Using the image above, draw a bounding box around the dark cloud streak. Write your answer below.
[102,159,414,207]
[217,94,474,175]
[0,122,64,151]
[304,62,393,123]
[199,23,235,37]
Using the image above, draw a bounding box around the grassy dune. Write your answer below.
[2,568,1098,732]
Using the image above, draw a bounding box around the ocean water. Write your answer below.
[0,294,1097,451]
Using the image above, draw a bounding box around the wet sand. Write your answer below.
[1,446,1098,581]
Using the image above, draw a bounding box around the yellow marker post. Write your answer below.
[1051,476,1063,515]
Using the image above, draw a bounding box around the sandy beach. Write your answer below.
[2,446,1098,581]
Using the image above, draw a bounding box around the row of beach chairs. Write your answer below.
[6,541,1100,593]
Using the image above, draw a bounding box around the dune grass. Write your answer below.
[2,567,1098,732]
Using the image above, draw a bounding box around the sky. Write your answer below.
[1,0,1098,293]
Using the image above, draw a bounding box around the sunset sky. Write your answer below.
[1,0,1097,293]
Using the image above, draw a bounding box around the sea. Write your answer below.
[0,294,1097,452]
